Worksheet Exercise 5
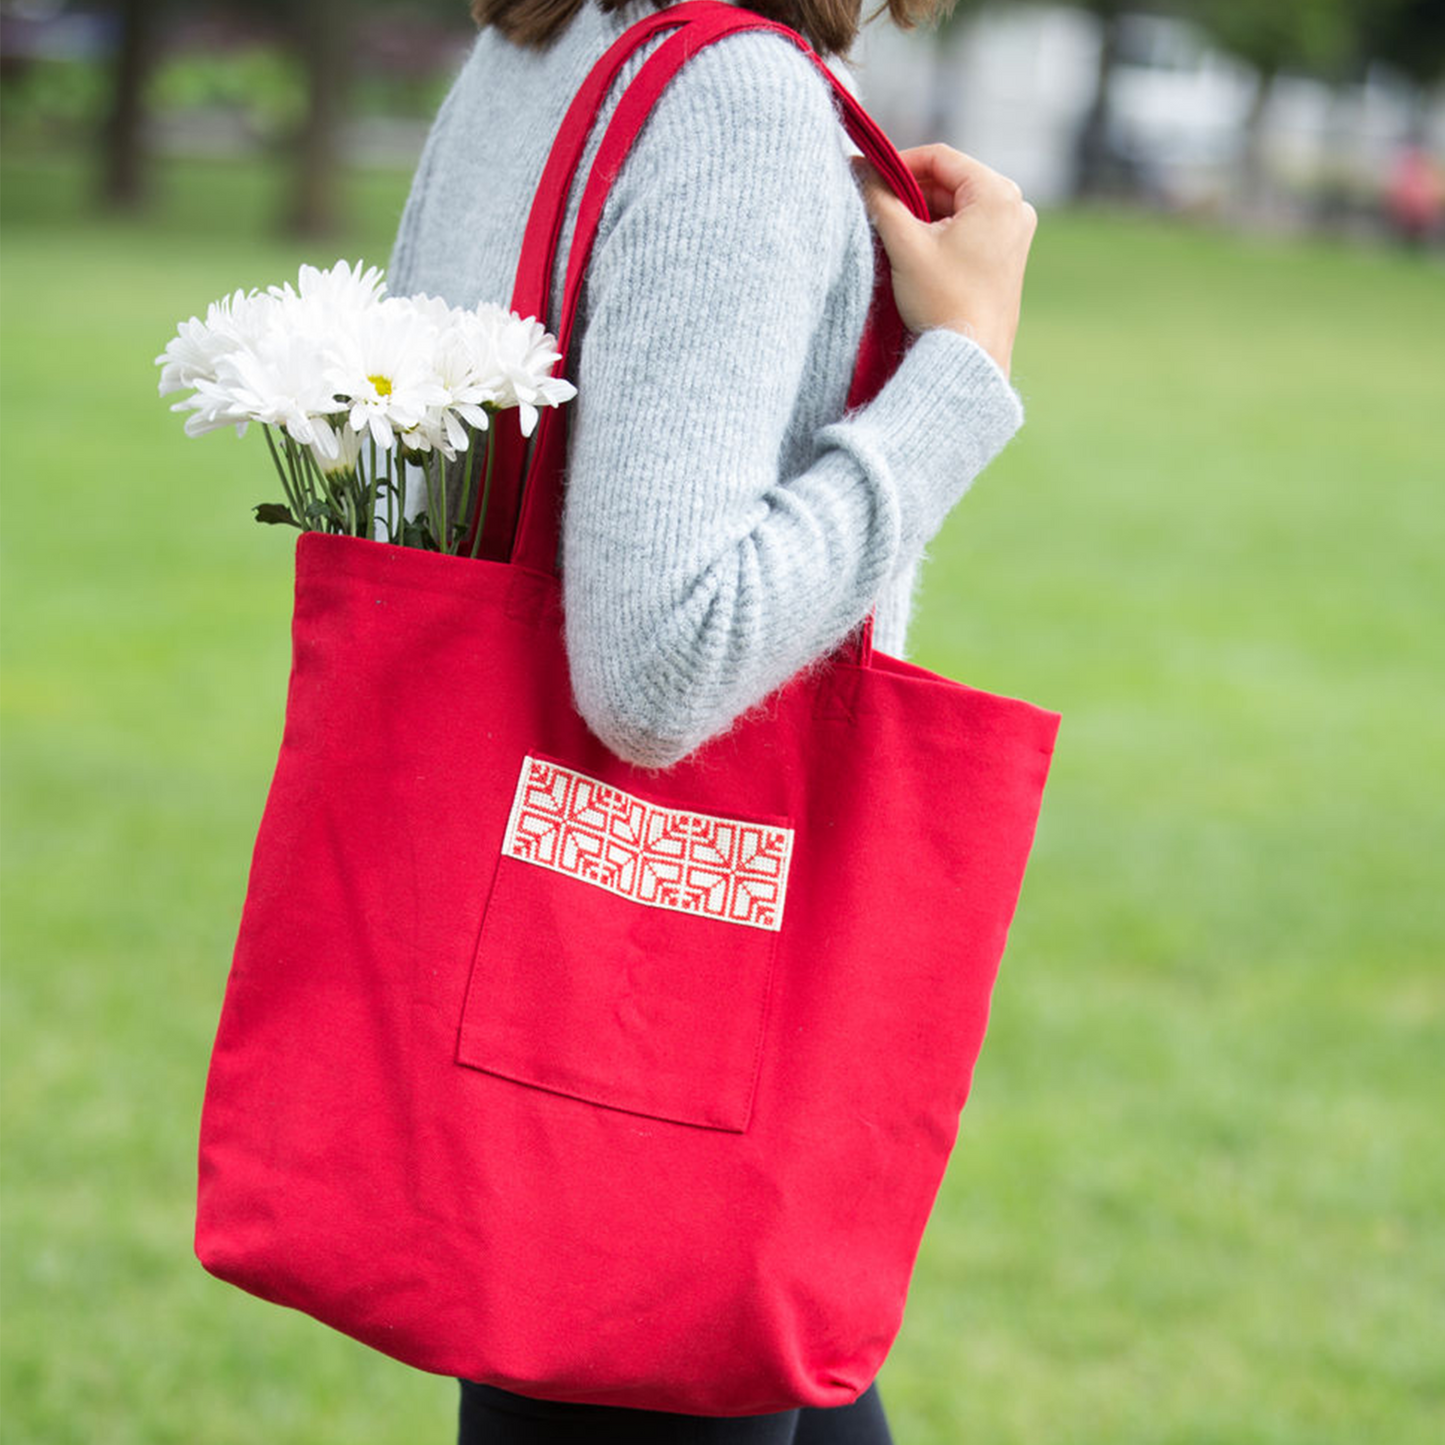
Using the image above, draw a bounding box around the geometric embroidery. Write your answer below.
[501,755,794,932]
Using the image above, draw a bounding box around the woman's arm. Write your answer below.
[562,34,1024,769]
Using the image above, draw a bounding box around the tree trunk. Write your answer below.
[1072,6,1124,201]
[1311,78,1358,233]
[99,0,155,211]
[286,0,350,238]
[1238,64,1277,219]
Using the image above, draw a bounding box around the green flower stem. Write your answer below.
[259,423,506,550]
[351,470,367,539]
[373,450,385,542]
[380,438,399,545]
[262,425,305,527]
[307,446,348,535]
[281,436,310,528]
[424,453,441,549]
[273,429,302,523]
[469,419,496,561]
[353,460,366,538]
[456,428,479,557]
[308,449,329,530]
[369,435,384,542]
[430,454,444,551]
[387,449,400,544]
[352,433,369,537]
[298,442,323,530]
[433,450,445,551]
[338,464,359,537]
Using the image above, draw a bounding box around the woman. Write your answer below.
[389,0,1036,1438]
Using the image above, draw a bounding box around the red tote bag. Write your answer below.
[196,1,1060,1417]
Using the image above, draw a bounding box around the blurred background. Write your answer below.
[3,0,1444,236]
[1,2,1441,1443]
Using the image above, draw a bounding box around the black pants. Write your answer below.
[458,1381,893,1444]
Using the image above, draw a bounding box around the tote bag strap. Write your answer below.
[475,2,812,561]
[497,2,931,663]
[510,1,921,329]
[467,1,721,562]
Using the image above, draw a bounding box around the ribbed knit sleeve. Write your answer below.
[561,32,1024,769]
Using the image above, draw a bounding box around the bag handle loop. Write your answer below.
[466,1,719,562]
[492,3,931,666]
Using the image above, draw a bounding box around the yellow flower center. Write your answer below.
[368,374,393,397]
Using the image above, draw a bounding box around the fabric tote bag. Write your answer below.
[195,0,1060,1418]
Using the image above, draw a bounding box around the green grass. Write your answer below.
[3,150,1442,1444]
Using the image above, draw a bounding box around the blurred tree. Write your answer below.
[1067,0,1134,199]
[277,0,470,235]
[928,0,1138,197]
[93,0,474,230]
[904,0,987,146]
[285,0,349,237]
[99,0,162,210]
[1360,0,1445,134]
[1191,0,1358,205]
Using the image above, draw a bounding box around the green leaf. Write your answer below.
[252,502,299,527]
[401,513,439,551]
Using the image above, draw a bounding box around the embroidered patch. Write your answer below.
[501,756,794,932]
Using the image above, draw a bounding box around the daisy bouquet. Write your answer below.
[155,260,576,554]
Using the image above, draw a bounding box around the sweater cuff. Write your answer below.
[824,325,1025,557]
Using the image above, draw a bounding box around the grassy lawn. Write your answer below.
[2,150,1441,1444]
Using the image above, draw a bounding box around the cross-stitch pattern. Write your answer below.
[501,756,794,931]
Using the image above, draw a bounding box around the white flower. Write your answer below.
[157,282,349,454]
[327,295,450,452]
[268,259,386,344]
[155,288,276,397]
[475,304,577,437]
[157,260,579,553]
[181,325,345,457]
[433,314,499,434]
[272,257,386,311]
[311,422,364,477]
[374,295,503,457]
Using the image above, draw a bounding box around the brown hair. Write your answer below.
[470,0,955,60]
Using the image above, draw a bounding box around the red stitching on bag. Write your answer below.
[502,756,793,931]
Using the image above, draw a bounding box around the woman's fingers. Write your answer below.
[851,157,921,252]
[898,144,1023,221]
[897,144,977,219]
[857,145,1026,225]
[850,146,1036,376]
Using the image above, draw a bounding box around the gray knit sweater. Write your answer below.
[389,0,1024,769]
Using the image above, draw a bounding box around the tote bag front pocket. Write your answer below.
[456,756,793,1132]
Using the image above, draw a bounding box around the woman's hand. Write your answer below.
[852,145,1037,378]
